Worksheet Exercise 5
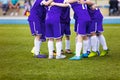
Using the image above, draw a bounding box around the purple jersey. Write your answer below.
[28,0,46,40]
[60,7,70,23]
[73,13,78,32]
[70,2,91,21]
[60,7,71,36]
[87,6,104,33]
[87,7,103,20]
[70,2,91,35]
[46,0,64,22]
[28,0,46,21]
[61,23,71,36]
[45,0,64,38]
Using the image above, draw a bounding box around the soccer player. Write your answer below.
[28,0,51,58]
[60,6,72,54]
[45,0,68,59]
[66,0,91,60]
[85,0,109,57]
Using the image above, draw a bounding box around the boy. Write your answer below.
[68,0,91,60]
[85,1,109,57]
[28,0,50,58]
[45,0,67,59]
[60,6,71,54]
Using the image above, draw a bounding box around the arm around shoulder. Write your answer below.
[50,2,69,7]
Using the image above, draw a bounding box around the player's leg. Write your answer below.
[69,21,86,60]
[56,38,66,59]
[97,19,109,56]
[64,22,71,53]
[61,37,64,54]
[82,21,91,58]
[87,35,91,54]
[45,20,55,59]
[98,33,109,56]
[34,35,46,58]
[65,35,72,53]
[69,35,83,60]
[53,22,66,59]
[28,21,46,58]
[82,36,89,58]
[96,33,100,56]
[88,32,98,57]
[88,21,98,57]
[48,38,54,59]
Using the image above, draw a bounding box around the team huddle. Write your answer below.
[28,0,109,60]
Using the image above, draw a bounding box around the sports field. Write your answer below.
[0,24,120,80]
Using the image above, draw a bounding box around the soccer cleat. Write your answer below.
[82,53,88,58]
[56,55,66,59]
[69,55,82,60]
[53,50,64,55]
[61,50,64,54]
[65,49,72,54]
[31,47,35,54]
[53,50,56,56]
[87,51,91,54]
[97,51,100,56]
[88,51,97,58]
[100,49,109,57]
[34,54,46,58]
[31,47,43,55]
[48,55,54,59]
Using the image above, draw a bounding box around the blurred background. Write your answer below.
[0,0,120,17]
[0,0,120,24]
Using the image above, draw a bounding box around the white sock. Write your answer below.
[98,35,108,50]
[75,36,77,44]
[91,36,98,52]
[48,40,54,56]
[75,42,82,56]
[34,38,42,55]
[87,36,91,52]
[65,40,70,50]
[53,44,55,51]
[56,41,62,56]
[61,41,63,50]
[97,37,100,51]
[83,39,89,53]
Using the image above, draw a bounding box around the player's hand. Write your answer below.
[91,4,98,10]
[40,0,46,5]
[63,0,68,4]
[50,2,55,6]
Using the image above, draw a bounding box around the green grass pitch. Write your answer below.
[0,24,120,80]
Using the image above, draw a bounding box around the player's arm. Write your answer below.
[85,0,99,10]
[84,0,94,5]
[79,0,99,9]
[90,4,100,10]
[50,2,70,7]
[41,0,53,6]
[67,0,78,3]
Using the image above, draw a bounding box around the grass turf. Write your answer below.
[0,24,120,80]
